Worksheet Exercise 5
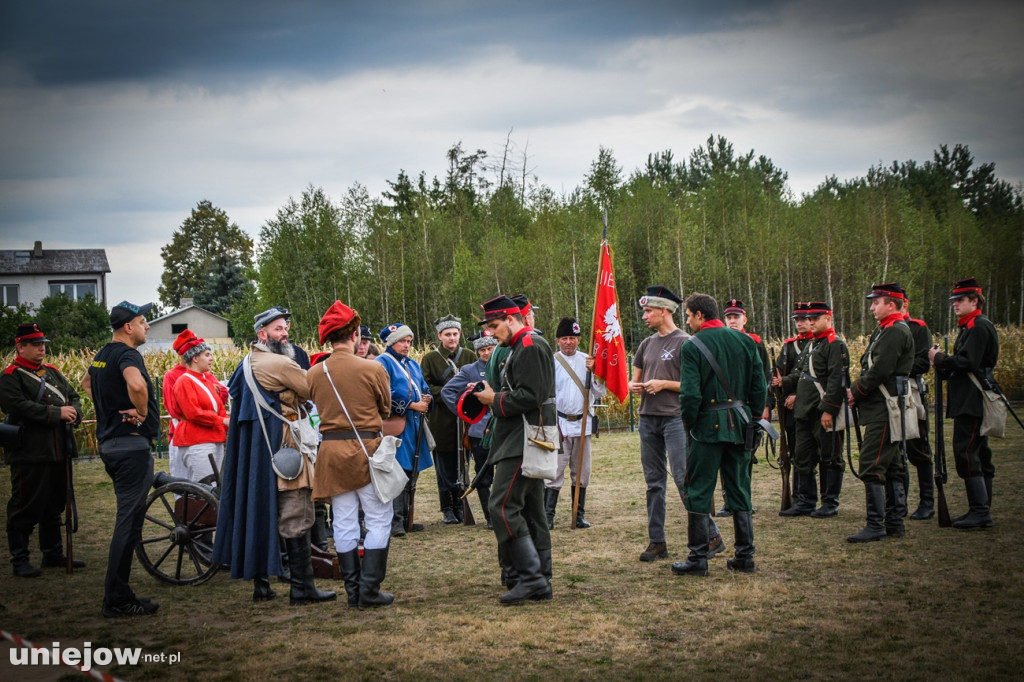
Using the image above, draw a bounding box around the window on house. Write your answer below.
[48,281,98,301]
[171,323,188,334]
[1,284,18,307]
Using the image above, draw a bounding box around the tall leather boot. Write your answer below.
[910,464,935,520]
[544,488,559,530]
[985,476,993,506]
[499,543,518,589]
[811,467,843,518]
[39,521,86,568]
[884,479,907,537]
[538,547,552,582]
[574,487,591,529]
[952,477,994,530]
[392,489,408,537]
[478,485,492,529]
[8,530,41,578]
[311,503,331,551]
[499,536,552,605]
[278,538,291,583]
[336,549,361,607]
[726,511,755,573]
[780,471,816,517]
[252,576,276,602]
[847,483,887,543]
[359,546,395,607]
[285,534,337,606]
[671,512,710,576]
[442,491,459,525]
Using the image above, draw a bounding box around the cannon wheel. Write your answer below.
[136,481,221,586]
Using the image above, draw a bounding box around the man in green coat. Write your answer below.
[0,322,84,577]
[476,295,556,604]
[847,283,915,543]
[420,314,477,524]
[671,294,766,576]
[929,277,999,529]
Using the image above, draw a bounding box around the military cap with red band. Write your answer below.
[949,276,983,300]
[723,298,745,315]
[478,295,521,325]
[804,301,833,315]
[866,282,906,300]
[14,321,49,344]
[456,387,488,424]
[511,294,536,317]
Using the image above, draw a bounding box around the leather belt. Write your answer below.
[322,430,378,441]
[558,411,584,422]
[704,400,745,411]
[799,372,822,384]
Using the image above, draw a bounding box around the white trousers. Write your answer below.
[331,483,394,552]
[179,442,224,484]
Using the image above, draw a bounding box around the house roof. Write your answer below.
[150,303,229,324]
[0,248,110,275]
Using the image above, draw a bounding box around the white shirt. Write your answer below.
[553,350,607,438]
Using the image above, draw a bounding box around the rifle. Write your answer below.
[406,412,426,533]
[843,350,866,481]
[63,423,79,574]
[934,340,951,527]
[771,347,792,511]
[458,422,475,526]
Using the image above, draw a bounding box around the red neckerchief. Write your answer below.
[958,309,982,329]
[700,319,725,331]
[878,313,903,329]
[799,331,814,339]
[744,330,762,344]
[13,356,43,373]
[814,327,836,343]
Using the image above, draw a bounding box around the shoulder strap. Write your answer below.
[182,372,220,414]
[554,353,587,397]
[380,352,420,402]
[687,334,738,402]
[322,362,373,462]
[15,366,67,405]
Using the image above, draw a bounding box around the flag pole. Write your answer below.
[571,209,608,528]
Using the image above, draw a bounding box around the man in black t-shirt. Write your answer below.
[82,300,159,618]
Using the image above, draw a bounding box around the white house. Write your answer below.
[0,241,110,309]
[144,298,232,353]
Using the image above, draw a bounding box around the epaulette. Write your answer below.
[784,336,799,344]
[745,332,762,345]
[906,318,926,327]
[520,334,534,348]
[2,364,17,375]
[44,362,59,371]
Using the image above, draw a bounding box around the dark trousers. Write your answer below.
[469,437,493,488]
[857,421,904,484]
[952,416,995,480]
[99,438,154,606]
[489,457,549,550]
[7,462,67,545]
[793,417,845,474]
[433,448,460,495]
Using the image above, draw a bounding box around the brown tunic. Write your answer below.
[308,346,392,501]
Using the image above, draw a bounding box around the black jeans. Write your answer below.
[99,436,154,606]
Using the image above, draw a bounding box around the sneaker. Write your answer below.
[639,542,668,562]
[103,598,159,618]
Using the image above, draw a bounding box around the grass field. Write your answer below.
[1,426,1022,681]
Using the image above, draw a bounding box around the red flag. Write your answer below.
[591,241,629,402]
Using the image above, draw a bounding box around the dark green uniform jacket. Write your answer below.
[487,328,556,463]
[0,357,83,464]
[852,313,915,424]
[680,322,766,444]
[421,346,477,451]
[933,309,999,418]
[906,315,931,379]
[780,328,848,420]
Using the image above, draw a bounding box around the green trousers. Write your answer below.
[683,440,752,514]
[857,421,906,484]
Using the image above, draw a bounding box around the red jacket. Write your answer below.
[172,369,228,446]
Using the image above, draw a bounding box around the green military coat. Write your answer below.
[0,359,83,464]
[420,346,477,452]
[933,311,998,418]
[487,329,556,464]
[780,330,848,420]
[851,315,915,424]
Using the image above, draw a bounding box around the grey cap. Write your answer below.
[254,306,290,332]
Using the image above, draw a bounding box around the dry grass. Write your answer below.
[2,426,1023,681]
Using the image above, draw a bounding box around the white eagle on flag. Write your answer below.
[602,303,621,343]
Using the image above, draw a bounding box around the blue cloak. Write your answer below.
[377,349,433,472]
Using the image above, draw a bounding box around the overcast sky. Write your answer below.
[1,0,1021,310]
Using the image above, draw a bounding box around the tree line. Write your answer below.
[158,136,1022,351]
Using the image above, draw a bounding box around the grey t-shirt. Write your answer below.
[633,328,690,416]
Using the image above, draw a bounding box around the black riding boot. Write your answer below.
[252,576,276,602]
[359,546,395,607]
[726,511,755,573]
[278,538,291,583]
[498,543,518,589]
[910,464,935,520]
[544,488,559,530]
[499,536,552,605]
[780,471,816,517]
[538,547,552,582]
[336,549,361,607]
[952,476,994,530]
[285,535,337,606]
[884,479,907,537]
[847,483,887,543]
[39,521,85,568]
[811,466,844,518]
[671,512,710,576]
[985,476,993,506]
[8,530,40,578]
[311,502,331,551]
[574,487,591,529]
[442,491,459,525]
